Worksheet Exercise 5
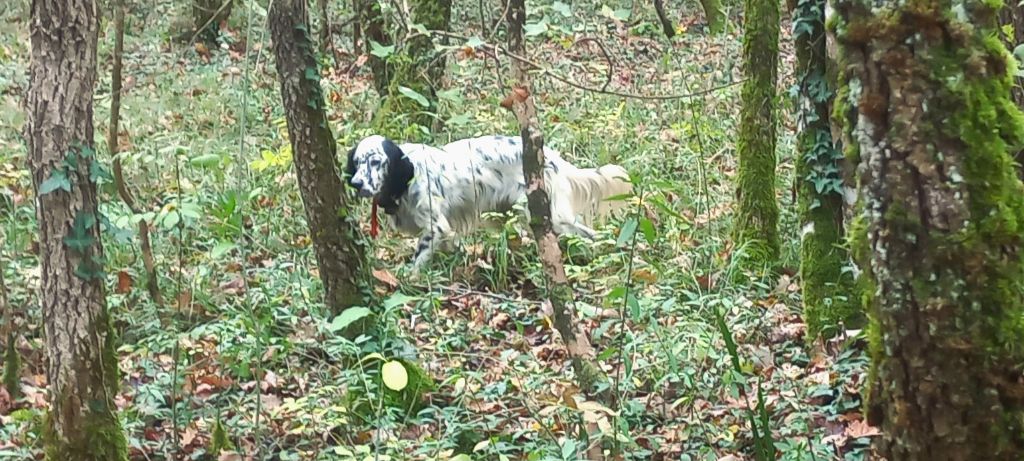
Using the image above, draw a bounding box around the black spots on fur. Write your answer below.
[432,177,445,197]
[378,138,415,214]
[494,170,503,180]
[547,161,559,173]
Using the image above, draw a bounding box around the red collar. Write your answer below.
[370,198,380,239]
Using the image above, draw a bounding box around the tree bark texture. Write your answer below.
[732,0,780,270]
[998,4,1024,175]
[370,0,453,139]
[24,0,128,459]
[505,0,605,397]
[834,0,1024,457]
[699,0,726,34]
[193,0,232,42]
[653,0,676,38]
[793,0,855,339]
[270,0,369,322]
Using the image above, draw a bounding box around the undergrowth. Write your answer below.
[0,0,875,459]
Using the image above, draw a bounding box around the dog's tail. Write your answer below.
[564,163,633,224]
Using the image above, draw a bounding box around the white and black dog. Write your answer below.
[345,134,632,270]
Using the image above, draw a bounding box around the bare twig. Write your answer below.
[427,30,744,101]
[108,0,163,306]
[569,37,614,92]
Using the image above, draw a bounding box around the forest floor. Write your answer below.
[0,0,877,460]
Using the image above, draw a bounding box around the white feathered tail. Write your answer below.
[564,163,633,225]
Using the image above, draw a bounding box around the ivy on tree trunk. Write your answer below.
[732,0,780,273]
[25,0,128,459]
[793,0,856,339]
[270,0,369,330]
[834,0,1024,456]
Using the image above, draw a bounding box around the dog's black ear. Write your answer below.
[344,147,357,186]
[379,139,415,214]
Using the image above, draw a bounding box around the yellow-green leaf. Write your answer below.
[381,361,408,391]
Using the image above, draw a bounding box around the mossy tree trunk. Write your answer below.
[367,0,452,139]
[793,0,855,339]
[25,0,128,459]
[193,0,232,42]
[732,0,780,272]
[834,0,1024,456]
[699,0,726,34]
[270,0,369,328]
[505,0,606,398]
[1,254,17,400]
[999,4,1024,176]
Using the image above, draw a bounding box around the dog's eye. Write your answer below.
[370,159,380,167]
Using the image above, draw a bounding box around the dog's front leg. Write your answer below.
[411,215,452,271]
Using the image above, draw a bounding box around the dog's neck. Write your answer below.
[377,139,415,215]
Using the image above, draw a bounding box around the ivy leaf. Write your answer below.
[329,307,372,332]
[90,160,113,183]
[304,67,319,81]
[398,86,430,108]
[369,40,394,59]
[381,361,408,391]
[552,1,572,16]
[638,217,656,244]
[65,213,97,252]
[616,216,638,247]
[523,21,548,37]
[383,292,418,310]
[561,438,577,459]
[464,36,485,48]
[39,169,71,194]
[189,154,221,168]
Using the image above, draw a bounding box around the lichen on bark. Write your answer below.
[834,0,1024,456]
[732,0,781,273]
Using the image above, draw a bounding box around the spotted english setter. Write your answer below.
[345,134,632,270]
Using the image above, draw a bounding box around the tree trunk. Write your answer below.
[270,0,369,326]
[25,0,128,459]
[998,4,1024,176]
[732,0,780,272]
[369,0,452,139]
[653,0,676,38]
[504,0,606,398]
[1,254,17,400]
[834,0,1024,457]
[699,0,726,34]
[109,0,163,307]
[193,0,232,42]
[793,0,855,339]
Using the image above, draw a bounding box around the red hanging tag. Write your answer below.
[370,199,380,239]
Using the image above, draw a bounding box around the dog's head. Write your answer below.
[345,135,415,210]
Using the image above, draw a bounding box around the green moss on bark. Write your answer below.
[699,0,726,34]
[370,0,451,137]
[794,0,857,339]
[3,331,19,399]
[835,0,1024,456]
[732,0,780,273]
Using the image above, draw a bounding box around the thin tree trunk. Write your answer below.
[732,0,780,272]
[193,0,232,43]
[0,251,17,400]
[504,0,606,398]
[25,0,127,458]
[792,0,855,338]
[317,0,341,70]
[370,0,453,138]
[653,0,676,38]
[109,0,163,306]
[835,0,1024,456]
[270,0,369,328]
[699,0,725,34]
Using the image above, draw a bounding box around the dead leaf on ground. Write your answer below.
[845,419,881,438]
[372,269,399,289]
[116,270,132,294]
